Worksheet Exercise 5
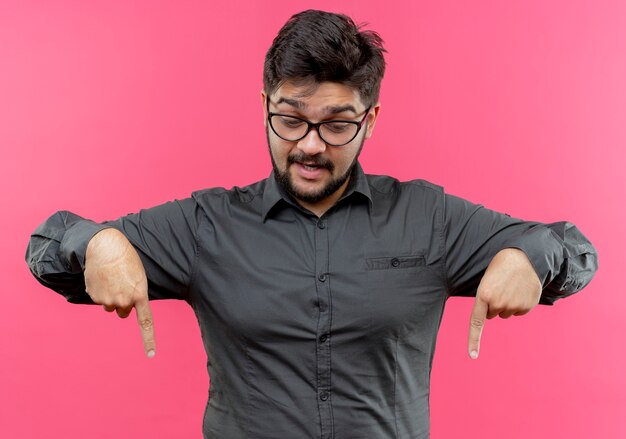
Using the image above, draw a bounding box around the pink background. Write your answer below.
[1,0,624,437]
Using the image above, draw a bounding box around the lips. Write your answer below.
[300,162,322,171]
[293,162,326,179]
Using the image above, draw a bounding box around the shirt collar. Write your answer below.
[261,162,372,221]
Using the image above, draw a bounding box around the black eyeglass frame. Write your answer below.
[266,98,372,147]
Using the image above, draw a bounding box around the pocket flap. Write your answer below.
[366,255,425,270]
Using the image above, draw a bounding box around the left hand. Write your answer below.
[468,248,542,359]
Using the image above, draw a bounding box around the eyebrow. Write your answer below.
[275,97,358,115]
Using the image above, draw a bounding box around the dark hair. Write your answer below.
[263,10,387,107]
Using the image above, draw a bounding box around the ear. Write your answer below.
[364,102,381,139]
[260,90,268,128]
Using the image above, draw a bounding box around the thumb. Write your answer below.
[468,297,488,359]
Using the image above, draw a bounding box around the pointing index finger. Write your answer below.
[135,297,156,358]
[468,297,488,360]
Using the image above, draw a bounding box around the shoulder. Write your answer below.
[363,174,446,222]
[190,178,269,211]
[366,173,444,198]
[192,178,267,201]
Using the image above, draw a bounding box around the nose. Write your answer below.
[296,128,326,155]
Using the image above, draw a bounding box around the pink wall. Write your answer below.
[2,0,624,437]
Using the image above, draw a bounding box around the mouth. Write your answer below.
[299,162,324,171]
[292,161,328,180]
[286,153,334,181]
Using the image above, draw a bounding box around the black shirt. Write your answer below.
[26,164,597,439]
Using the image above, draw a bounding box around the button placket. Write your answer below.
[314,216,333,438]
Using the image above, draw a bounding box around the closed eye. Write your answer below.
[278,116,306,128]
[323,122,351,133]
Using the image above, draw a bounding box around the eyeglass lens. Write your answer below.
[270,115,358,145]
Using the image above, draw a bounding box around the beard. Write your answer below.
[266,126,365,204]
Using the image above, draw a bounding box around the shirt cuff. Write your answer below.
[59,220,111,273]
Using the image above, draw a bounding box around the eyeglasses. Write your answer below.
[267,98,371,147]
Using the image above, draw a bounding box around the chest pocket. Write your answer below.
[363,254,443,337]
[366,255,429,298]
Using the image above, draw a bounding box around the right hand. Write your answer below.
[84,228,156,358]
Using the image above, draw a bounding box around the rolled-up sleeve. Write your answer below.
[26,211,109,303]
[25,198,201,304]
[443,193,598,305]
[507,221,598,304]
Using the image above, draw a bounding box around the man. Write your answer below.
[26,9,597,439]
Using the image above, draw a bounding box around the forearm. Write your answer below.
[26,198,200,303]
[444,193,598,304]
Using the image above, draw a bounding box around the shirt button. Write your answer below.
[391,257,400,267]
[317,221,326,229]
[318,273,327,282]
[320,392,329,401]
[319,334,328,343]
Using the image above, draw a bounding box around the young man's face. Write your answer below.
[262,81,380,211]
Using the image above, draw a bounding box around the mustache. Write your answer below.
[287,153,334,172]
